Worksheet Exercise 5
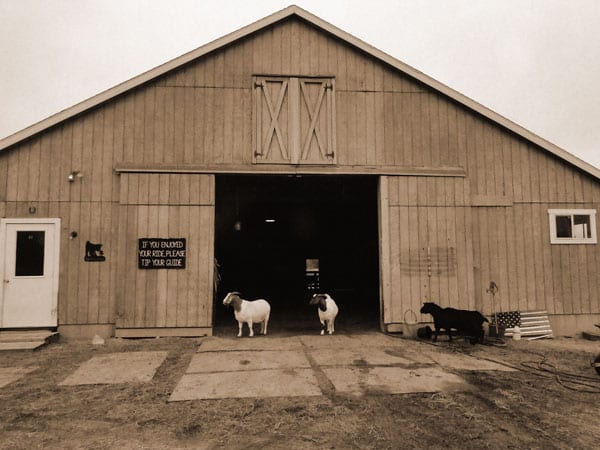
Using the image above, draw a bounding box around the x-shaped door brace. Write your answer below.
[258,80,289,159]
[299,80,331,160]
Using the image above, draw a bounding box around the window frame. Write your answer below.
[548,209,597,244]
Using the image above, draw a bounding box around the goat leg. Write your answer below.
[260,319,268,335]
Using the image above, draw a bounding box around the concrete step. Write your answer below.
[0,330,59,351]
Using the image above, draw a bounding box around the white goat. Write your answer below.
[309,293,339,335]
[222,292,270,337]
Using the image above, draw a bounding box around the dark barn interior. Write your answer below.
[213,175,380,333]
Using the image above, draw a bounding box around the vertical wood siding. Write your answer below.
[0,121,121,327]
[381,176,475,324]
[116,173,215,329]
[117,20,445,169]
[472,201,600,316]
[468,132,600,316]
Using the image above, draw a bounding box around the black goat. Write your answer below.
[420,302,489,344]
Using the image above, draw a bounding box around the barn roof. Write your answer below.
[1,5,598,180]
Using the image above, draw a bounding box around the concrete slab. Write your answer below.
[0,367,38,388]
[422,351,517,372]
[59,351,167,386]
[323,366,469,396]
[170,333,519,401]
[310,347,416,366]
[187,350,310,373]
[299,333,400,349]
[198,336,302,352]
[379,345,436,363]
[169,368,322,401]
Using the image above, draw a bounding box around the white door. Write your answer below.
[0,219,60,328]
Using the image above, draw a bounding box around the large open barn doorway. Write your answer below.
[213,175,380,334]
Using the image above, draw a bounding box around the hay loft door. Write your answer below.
[0,219,60,328]
[253,76,336,165]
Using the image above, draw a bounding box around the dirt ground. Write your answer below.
[1,330,599,450]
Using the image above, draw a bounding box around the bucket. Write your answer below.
[402,323,420,338]
[488,324,505,338]
[512,326,521,341]
[416,325,433,340]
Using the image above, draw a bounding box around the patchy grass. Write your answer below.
[0,335,599,449]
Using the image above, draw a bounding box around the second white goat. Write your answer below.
[309,293,339,335]
[222,291,271,337]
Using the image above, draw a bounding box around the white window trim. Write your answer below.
[548,209,597,244]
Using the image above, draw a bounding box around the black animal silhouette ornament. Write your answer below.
[84,241,106,262]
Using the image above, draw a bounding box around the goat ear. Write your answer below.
[308,294,321,305]
[318,296,327,311]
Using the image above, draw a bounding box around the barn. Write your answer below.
[1,6,599,339]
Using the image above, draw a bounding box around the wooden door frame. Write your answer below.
[377,176,390,332]
[0,218,61,328]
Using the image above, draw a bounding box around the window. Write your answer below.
[548,209,597,244]
[253,76,336,165]
[15,231,45,276]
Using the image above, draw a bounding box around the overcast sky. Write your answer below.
[1,0,599,169]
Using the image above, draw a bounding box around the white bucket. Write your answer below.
[512,326,521,341]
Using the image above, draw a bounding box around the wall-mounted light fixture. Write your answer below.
[70,231,78,240]
[68,170,82,182]
[28,206,36,214]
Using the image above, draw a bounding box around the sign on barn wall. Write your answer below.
[138,238,186,269]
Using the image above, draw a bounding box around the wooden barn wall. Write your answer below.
[1,17,599,330]
[380,176,475,325]
[0,124,120,328]
[115,18,457,169]
[462,112,600,316]
[472,203,599,317]
[116,173,215,329]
